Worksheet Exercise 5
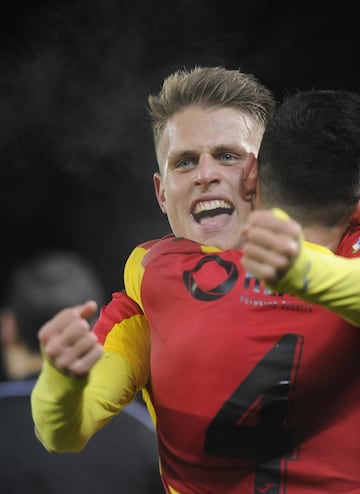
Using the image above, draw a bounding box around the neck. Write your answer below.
[302,223,347,253]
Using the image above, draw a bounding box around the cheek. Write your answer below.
[163,176,187,203]
[225,168,243,189]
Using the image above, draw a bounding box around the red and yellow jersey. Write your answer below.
[31,228,360,494]
[95,235,360,494]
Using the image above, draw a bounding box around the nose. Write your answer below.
[194,154,220,186]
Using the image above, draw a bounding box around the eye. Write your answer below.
[175,158,196,169]
[220,152,237,163]
[218,151,249,166]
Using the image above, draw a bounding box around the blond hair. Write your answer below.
[148,66,275,155]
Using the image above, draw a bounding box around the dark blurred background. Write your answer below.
[1,0,359,302]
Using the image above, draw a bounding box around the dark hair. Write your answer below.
[258,89,360,226]
[6,251,105,352]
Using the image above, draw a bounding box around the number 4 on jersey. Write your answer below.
[205,333,303,493]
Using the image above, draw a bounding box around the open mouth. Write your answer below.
[192,200,234,224]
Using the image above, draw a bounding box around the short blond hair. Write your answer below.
[148,66,275,155]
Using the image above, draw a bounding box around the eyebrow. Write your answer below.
[167,150,196,162]
[168,144,246,162]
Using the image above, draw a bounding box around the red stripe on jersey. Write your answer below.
[93,291,143,344]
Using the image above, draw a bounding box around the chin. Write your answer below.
[201,235,233,251]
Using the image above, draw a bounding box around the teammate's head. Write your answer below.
[256,89,360,226]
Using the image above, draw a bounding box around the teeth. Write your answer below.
[193,200,232,214]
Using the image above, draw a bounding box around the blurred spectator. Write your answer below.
[0,338,6,381]
[0,250,164,494]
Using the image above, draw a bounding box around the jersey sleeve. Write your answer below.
[32,271,152,454]
[267,240,360,327]
[31,349,136,453]
[93,290,150,389]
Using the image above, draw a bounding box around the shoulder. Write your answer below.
[336,225,360,258]
[137,233,175,250]
[142,236,221,268]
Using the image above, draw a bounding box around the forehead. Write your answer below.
[157,106,264,165]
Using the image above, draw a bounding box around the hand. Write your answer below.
[241,209,302,284]
[38,300,103,378]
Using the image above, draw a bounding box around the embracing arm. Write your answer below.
[241,209,360,327]
[269,241,360,326]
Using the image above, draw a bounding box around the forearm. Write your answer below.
[268,243,360,327]
[31,351,137,453]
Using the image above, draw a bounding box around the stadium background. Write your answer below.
[1,1,358,301]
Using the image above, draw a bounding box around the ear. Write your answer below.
[349,199,360,225]
[240,153,258,201]
[153,172,167,214]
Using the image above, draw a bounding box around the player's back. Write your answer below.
[135,236,360,494]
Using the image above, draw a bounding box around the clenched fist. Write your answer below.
[38,300,103,378]
[241,209,302,284]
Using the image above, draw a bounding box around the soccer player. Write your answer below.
[32,70,360,493]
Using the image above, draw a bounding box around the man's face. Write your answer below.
[153,106,263,250]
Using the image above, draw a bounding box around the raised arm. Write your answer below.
[31,295,149,452]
